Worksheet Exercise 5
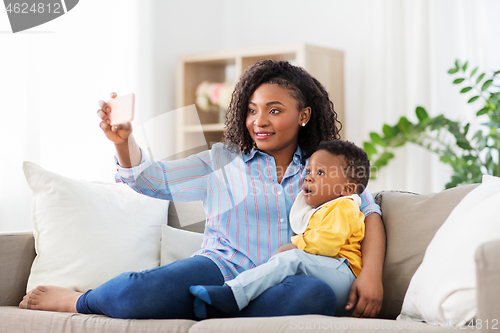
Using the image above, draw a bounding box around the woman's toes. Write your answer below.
[19,290,33,309]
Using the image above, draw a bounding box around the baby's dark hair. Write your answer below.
[316,140,370,195]
[223,59,341,160]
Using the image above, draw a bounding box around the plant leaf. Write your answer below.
[369,132,386,147]
[470,67,478,77]
[455,59,461,69]
[456,138,472,150]
[481,79,493,91]
[482,121,500,127]
[460,87,472,94]
[476,73,485,84]
[463,155,475,162]
[415,106,428,121]
[494,70,500,76]
[476,107,489,116]
[485,151,493,165]
[472,129,483,140]
[363,142,377,156]
[378,152,395,164]
[397,117,412,134]
[462,61,468,71]
[467,96,479,104]
[390,137,407,148]
[382,124,396,138]
[453,78,465,84]
[440,156,453,164]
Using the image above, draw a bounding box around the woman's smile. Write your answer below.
[254,130,275,140]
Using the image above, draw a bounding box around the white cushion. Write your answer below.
[161,224,204,266]
[23,162,169,292]
[398,176,500,326]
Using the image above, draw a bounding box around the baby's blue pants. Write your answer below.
[76,255,337,319]
[227,249,356,316]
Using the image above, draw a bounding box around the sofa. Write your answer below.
[1,183,499,333]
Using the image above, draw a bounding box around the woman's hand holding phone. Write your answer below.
[97,92,133,145]
[97,92,141,168]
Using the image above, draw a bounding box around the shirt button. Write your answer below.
[277,191,282,195]
[280,218,284,222]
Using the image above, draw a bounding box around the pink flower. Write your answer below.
[209,83,224,105]
[195,81,236,112]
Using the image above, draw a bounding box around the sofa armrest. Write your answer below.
[475,239,500,328]
[0,232,35,306]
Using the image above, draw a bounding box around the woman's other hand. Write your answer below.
[345,269,383,317]
[97,92,133,145]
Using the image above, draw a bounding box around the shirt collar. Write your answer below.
[290,193,361,234]
[242,145,306,164]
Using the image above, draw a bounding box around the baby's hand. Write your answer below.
[274,243,298,255]
[97,92,132,145]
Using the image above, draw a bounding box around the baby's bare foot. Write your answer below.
[19,286,82,313]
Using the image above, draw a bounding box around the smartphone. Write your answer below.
[108,93,135,126]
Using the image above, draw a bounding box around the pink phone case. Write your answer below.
[108,93,135,126]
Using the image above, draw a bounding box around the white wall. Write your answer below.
[1,0,499,231]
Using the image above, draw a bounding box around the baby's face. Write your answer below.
[303,150,351,208]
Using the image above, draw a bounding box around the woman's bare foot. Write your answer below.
[19,286,82,313]
[19,290,33,309]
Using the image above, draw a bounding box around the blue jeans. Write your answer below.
[76,255,337,319]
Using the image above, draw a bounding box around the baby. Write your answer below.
[189,140,370,318]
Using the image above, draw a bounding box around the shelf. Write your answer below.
[184,123,225,133]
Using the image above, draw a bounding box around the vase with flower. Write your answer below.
[195,81,234,124]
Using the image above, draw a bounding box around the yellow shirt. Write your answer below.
[290,195,365,277]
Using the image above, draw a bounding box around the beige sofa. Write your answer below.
[1,184,499,333]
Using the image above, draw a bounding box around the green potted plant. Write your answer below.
[364,60,500,189]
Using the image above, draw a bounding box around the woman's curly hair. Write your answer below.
[223,59,342,160]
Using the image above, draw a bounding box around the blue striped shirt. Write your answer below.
[115,143,381,281]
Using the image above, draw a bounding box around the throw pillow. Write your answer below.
[398,177,500,326]
[374,184,478,319]
[161,224,204,266]
[23,162,169,292]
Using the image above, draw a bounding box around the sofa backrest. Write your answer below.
[374,184,478,319]
[0,232,36,306]
[167,184,479,319]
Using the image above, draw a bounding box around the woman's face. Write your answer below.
[246,83,310,159]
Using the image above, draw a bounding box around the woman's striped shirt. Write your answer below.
[115,143,381,281]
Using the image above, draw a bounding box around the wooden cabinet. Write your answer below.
[175,43,344,157]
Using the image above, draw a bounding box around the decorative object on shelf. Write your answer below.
[195,81,235,121]
[364,60,500,189]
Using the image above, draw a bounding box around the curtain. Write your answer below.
[351,0,498,194]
